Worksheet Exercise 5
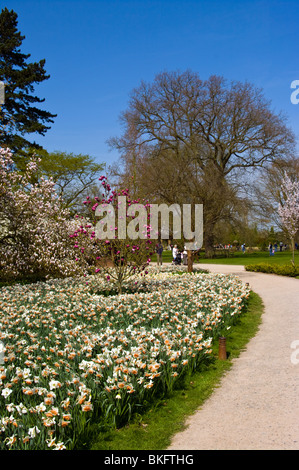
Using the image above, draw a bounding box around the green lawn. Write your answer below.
[196,250,299,266]
[152,249,299,266]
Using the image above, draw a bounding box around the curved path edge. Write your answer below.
[168,264,299,450]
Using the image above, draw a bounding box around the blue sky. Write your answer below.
[2,0,299,167]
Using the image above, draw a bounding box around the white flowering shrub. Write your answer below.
[278,172,299,264]
[0,147,80,280]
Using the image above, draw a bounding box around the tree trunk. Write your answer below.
[187,250,193,273]
[204,230,215,259]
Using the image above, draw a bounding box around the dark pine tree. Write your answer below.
[0,7,56,153]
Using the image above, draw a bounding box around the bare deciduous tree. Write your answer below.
[109,71,295,255]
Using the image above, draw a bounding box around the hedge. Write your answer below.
[245,263,299,277]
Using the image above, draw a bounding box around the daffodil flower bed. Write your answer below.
[0,269,250,450]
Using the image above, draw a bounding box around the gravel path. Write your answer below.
[168,264,299,450]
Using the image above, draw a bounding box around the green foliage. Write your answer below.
[16,148,105,211]
[245,262,299,277]
[0,273,46,287]
[0,7,56,152]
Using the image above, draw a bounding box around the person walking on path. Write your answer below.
[172,245,178,264]
[156,242,163,266]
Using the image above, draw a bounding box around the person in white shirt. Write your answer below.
[172,245,178,263]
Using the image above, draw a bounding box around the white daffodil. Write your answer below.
[16,403,28,415]
[1,387,13,399]
[28,426,40,438]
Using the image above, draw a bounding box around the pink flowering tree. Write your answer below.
[0,146,80,280]
[71,176,154,294]
[278,172,299,265]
